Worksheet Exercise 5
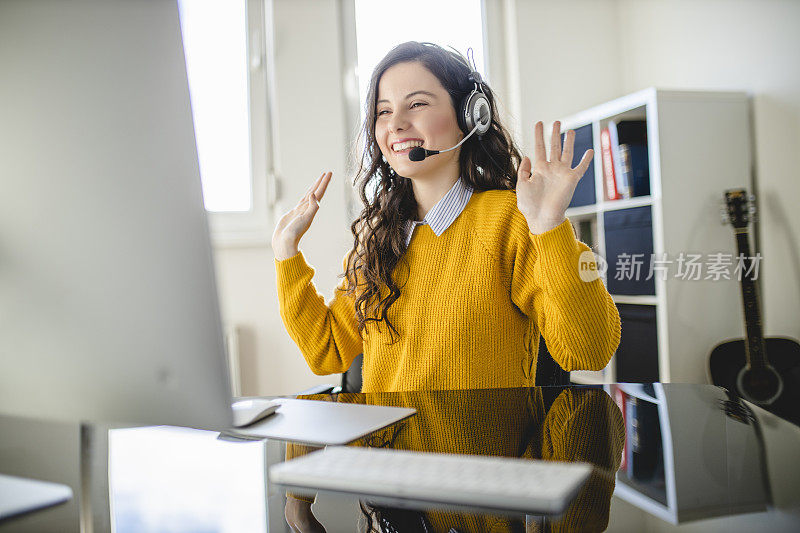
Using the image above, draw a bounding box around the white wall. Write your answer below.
[507,0,800,356]
[614,0,800,345]
[214,0,800,396]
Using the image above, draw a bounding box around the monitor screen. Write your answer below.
[0,0,233,429]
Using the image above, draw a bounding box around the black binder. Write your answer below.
[564,124,596,208]
[616,303,660,383]
[605,206,655,296]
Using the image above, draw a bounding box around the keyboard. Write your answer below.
[269,446,592,515]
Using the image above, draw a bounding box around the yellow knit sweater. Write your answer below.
[276,189,620,392]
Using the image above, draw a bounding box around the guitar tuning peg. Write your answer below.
[748,205,757,215]
[748,194,756,202]
[720,209,729,225]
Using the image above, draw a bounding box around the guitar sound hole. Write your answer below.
[737,366,784,405]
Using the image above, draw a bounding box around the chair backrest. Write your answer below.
[535,337,571,386]
[340,353,364,393]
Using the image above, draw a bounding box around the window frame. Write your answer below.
[205,0,279,248]
[339,0,362,224]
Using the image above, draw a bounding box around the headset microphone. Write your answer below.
[407,145,433,162]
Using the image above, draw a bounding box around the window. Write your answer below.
[353,0,486,121]
[178,0,276,245]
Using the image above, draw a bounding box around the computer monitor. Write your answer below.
[0,0,233,429]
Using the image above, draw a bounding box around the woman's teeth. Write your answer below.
[392,140,423,152]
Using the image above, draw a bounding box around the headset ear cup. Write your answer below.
[461,90,492,137]
[474,95,491,136]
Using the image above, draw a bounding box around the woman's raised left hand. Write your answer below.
[516,120,594,234]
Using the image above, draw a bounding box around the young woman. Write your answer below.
[272,41,620,394]
[274,41,621,533]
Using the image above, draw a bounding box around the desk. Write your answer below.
[1,384,799,532]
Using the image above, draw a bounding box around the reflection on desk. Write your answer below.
[286,386,625,532]
[284,384,800,532]
[2,384,799,532]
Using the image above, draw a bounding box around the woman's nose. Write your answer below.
[388,109,408,133]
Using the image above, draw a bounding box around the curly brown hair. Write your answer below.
[344,42,523,343]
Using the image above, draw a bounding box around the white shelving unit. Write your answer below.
[559,87,754,385]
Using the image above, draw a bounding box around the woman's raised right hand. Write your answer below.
[272,171,333,261]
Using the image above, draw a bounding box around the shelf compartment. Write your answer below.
[598,117,650,201]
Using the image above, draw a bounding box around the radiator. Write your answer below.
[224,324,242,397]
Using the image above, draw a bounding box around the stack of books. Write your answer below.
[600,120,650,201]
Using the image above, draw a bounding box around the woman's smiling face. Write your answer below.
[374,61,464,180]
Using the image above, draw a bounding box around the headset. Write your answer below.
[408,47,493,162]
[458,50,492,138]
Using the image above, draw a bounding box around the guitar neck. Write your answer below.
[734,228,767,370]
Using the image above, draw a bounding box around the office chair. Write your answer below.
[340,353,364,393]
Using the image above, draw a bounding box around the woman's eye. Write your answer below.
[377,110,390,116]
[410,102,427,109]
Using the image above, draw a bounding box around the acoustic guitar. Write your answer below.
[708,189,800,426]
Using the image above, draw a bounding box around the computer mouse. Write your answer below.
[231,398,280,427]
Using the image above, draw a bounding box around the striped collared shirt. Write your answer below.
[403,177,474,247]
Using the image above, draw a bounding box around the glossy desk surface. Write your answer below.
[1,384,799,532]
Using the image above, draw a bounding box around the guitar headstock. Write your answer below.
[721,189,756,228]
